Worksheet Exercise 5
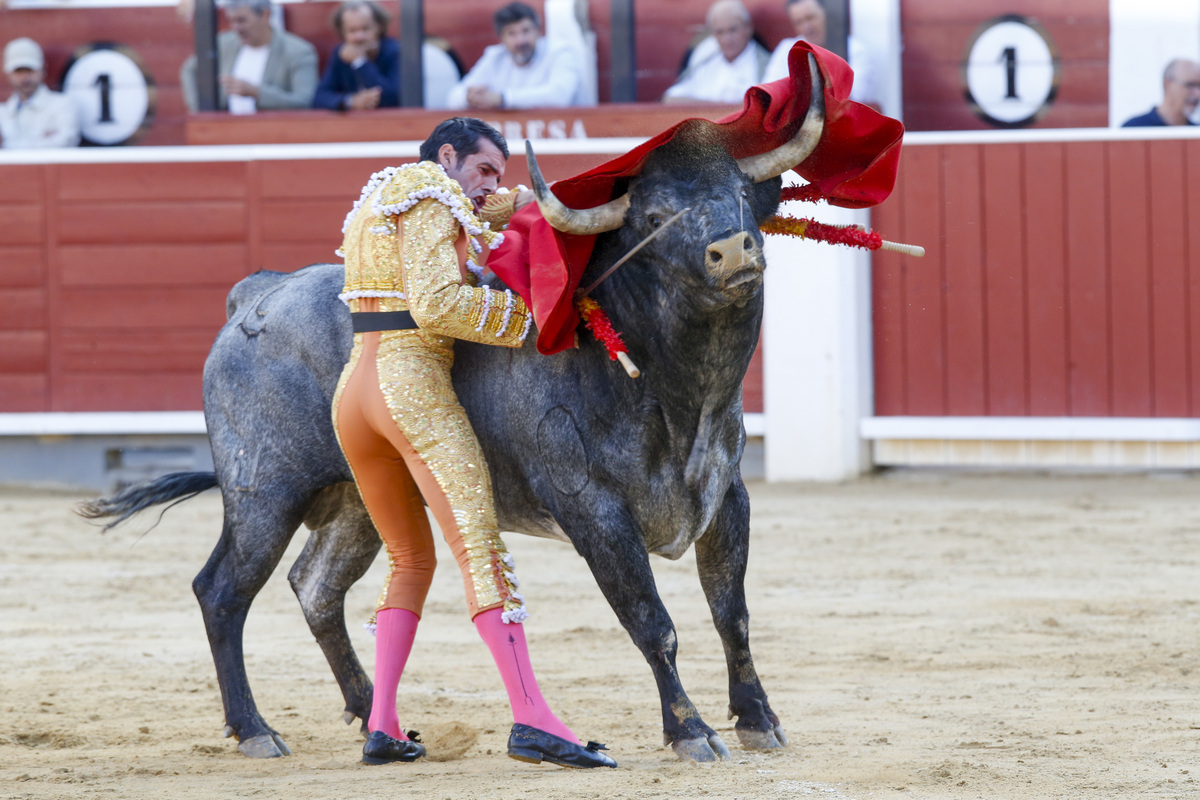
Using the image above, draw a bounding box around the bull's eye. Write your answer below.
[648,214,664,229]
[740,186,749,199]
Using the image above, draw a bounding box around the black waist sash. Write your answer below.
[350,310,418,333]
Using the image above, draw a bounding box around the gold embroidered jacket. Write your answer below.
[339,161,532,347]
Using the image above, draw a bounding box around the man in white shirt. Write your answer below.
[446,2,587,110]
[762,0,879,110]
[663,0,768,105]
[0,37,81,149]
[180,0,318,113]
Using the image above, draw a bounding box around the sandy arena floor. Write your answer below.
[1,470,1198,799]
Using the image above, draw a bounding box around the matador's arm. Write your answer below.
[397,198,532,347]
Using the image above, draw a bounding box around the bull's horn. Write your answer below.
[735,53,826,183]
[525,140,630,235]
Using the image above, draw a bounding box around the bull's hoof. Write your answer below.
[237,733,291,758]
[736,723,788,750]
[670,733,731,762]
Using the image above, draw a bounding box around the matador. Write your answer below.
[332,117,616,769]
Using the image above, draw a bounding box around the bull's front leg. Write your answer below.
[560,499,731,762]
[695,477,787,750]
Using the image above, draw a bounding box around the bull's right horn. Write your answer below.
[735,52,826,183]
[525,140,630,235]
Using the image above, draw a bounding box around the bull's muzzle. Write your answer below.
[705,232,763,288]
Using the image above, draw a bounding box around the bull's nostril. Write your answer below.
[743,237,752,250]
[708,250,722,263]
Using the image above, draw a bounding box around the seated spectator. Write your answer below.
[1122,58,1200,126]
[180,0,318,114]
[663,0,768,105]
[1,37,80,149]
[313,0,398,111]
[762,0,879,110]
[446,1,587,110]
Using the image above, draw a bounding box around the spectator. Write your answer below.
[446,1,586,110]
[313,0,399,111]
[663,0,768,105]
[762,0,879,110]
[0,37,80,149]
[1122,58,1200,126]
[180,0,318,114]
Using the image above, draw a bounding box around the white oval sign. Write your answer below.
[63,44,155,146]
[964,16,1059,128]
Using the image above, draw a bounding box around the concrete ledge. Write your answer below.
[0,412,207,436]
[861,416,1200,442]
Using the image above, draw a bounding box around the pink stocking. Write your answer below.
[474,607,578,743]
[368,607,420,739]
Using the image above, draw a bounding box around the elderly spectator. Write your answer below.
[446,1,587,110]
[313,0,399,110]
[180,0,318,113]
[1122,58,1200,126]
[762,0,879,109]
[1,37,80,149]
[663,0,768,105]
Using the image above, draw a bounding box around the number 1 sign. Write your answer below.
[62,43,156,146]
[963,15,1060,128]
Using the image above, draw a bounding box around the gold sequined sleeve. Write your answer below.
[398,198,532,347]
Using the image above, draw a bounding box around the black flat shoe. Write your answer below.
[507,723,617,769]
[361,730,426,765]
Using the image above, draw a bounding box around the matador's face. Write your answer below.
[441,139,506,211]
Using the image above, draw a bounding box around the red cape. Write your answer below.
[489,40,905,356]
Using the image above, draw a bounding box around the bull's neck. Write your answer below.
[596,266,763,416]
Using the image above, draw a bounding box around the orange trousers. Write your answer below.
[332,329,522,621]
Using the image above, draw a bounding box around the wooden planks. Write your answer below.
[872,136,1200,418]
[900,0,1109,132]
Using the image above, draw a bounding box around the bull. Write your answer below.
[80,73,825,763]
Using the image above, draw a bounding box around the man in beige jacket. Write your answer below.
[180,0,317,113]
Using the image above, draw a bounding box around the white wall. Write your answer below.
[761,181,874,482]
[851,0,903,120]
[1109,0,1200,126]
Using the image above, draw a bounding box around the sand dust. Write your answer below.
[2,470,1198,799]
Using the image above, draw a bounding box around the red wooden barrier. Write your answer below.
[871,132,1200,418]
[0,147,775,414]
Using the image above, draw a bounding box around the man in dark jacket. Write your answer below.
[1122,58,1200,127]
[313,0,399,111]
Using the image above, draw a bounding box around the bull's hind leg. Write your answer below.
[563,501,730,762]
[193,490,307,758]
[286,483,381,735]
[695,478,786,750]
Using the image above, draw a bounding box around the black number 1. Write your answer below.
[94,73,113,122]
[999,46,1018,99]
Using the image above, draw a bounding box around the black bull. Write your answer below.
[82,120,817,762]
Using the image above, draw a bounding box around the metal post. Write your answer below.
[610,0,636,103]
[399,0,425,108]
[193,0,219,111]
[825,0,849,60]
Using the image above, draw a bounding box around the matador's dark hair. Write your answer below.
[419,117,509,165]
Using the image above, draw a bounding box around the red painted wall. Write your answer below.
[0,151,776,413]
[871,135,1200,417]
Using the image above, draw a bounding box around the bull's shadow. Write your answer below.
[81,104,824,762]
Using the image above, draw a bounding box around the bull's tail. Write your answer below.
[77,471,219,532]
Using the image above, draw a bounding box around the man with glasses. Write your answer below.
[1122,58,1200,126]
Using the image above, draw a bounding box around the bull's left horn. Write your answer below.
[735,53,826,183]
[526,140,630,235]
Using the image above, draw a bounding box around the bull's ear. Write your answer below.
[748,175,783,224]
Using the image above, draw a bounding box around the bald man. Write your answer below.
[1123,58,1200,127]
[663,0,769,104]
